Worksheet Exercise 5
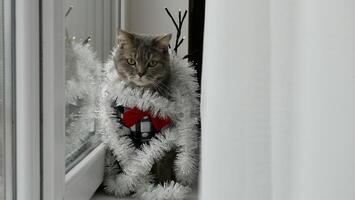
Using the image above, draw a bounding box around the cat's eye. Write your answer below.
[149,60,158,67]
[127,58,136,65]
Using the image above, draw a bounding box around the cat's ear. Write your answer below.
[117,30,134,49]
[154,33,172,51]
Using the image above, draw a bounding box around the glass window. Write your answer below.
[64,0,119,171]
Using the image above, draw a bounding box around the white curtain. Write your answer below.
[200,0,355,200]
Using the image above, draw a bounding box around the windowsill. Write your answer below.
[91,185,199,200]
[67,143,200,200]
[65,143,106,200]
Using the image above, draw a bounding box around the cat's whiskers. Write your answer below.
[151,82,172,97]
[152,82,170,93]
[157,82,171,93]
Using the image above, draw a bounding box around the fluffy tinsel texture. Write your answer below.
[97,50,200,200]
[65,41,101,158]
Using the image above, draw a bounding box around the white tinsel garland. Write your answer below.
[65,40,101,159]
[97,50,200,200]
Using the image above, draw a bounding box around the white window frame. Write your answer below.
[41,1,120,200]
[41,0,101,199]
[3,0,15,199]
[15,0,41,200]
[41,0,65,199]
[64,144,106,200]
[14,0,120,199]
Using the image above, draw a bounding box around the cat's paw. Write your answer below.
[103,174,136,197]
[174,153,198,185]
[139,181,191,200]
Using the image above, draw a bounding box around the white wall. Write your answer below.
[202,0,355,200]
[201,1,271,200]
[121,0,189,57]
[270,0,299,199]
[293,0,355,199]
[272,1,355,199]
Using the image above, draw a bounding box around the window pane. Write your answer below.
[64,0,118,171]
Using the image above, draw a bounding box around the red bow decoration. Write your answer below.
[122,107,172,131]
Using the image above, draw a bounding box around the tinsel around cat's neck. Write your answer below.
[101,50,199,119]
[117,77,172,99]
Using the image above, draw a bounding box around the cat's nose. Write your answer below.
[138,72,144,77]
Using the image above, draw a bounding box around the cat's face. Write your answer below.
[114,30,172,89]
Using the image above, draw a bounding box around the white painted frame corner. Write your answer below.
[42,1,121,200]
[15,0,41,199]
[4,0,15,199]
[41,0,66,200]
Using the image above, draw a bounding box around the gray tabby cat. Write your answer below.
[114,30,176,184]
[114,30,172,97]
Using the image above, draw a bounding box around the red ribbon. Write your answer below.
[122,107,172,131]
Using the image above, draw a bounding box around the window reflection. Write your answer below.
[64,1,118,171]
